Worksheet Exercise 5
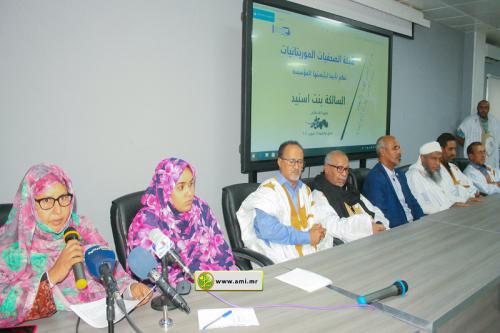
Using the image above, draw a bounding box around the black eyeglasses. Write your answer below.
[35,193,73,210]
[280,158,305,167]
[327,164,349,173]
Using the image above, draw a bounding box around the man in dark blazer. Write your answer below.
[362,135,424,228]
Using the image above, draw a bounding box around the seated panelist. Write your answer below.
[436,133,481,201]
[362,135,424,228]
[237,141,329,264]
[312,150,389,243]
[127,158,237,287]
[463,142,500,195]
[0,163,150,327]
[407,142,468,214]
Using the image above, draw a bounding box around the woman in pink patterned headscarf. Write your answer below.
[128,158,237,287]
[0,163,151,326]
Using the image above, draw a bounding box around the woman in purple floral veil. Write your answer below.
[128,158,237,286]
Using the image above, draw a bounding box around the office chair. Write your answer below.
[110,191,144,269]
[452,158,469,172]
[350,167,371,192]
[301,177,316,190]
[398,164,411,174]
[221,183,274,270]
[0,203,13,228]
[301,170,358,191]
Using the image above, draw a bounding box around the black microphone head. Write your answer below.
[64,226,80,243]
[393,280,408,296]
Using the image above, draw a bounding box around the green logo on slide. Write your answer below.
[308,116,329,129]
[197,272,215,290]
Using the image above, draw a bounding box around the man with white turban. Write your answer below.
[406,141,469,214]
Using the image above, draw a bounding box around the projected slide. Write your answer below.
[250,3,390,161]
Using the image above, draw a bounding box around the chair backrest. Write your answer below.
[301,177,316,190]
[0,203,13,228]
[110,191,144,269]
[452,158,469,172]
[302,171,357,191]
[221,183,260,251]
[347,170,358,190]
[350,167,371,192]
[398,164,411,174]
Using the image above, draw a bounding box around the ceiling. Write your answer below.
[395,0,500,47]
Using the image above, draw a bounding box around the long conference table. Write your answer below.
[29,195,500,332]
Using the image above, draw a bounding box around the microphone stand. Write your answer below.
[157,256,173,330]
[159,301,173,331]
[99,264,118,333]
[162,255,168,287]
[151,256,178,312]
[105,286,115,333]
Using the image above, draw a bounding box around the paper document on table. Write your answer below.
[276,268,332,292]
[198,308,259,330]
[70,298,140,328]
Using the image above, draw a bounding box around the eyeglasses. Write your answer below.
[327,164,349,173]
[35,193,73,210]
[280,158,305,167]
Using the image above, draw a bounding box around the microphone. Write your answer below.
[85,246,132,332]
[128,247,190,313]
[84,245,119,295]
[63,227,87,289]
[357,280,408,304]
[149,228,194,279]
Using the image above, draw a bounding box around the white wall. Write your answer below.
[391,22,464,166]
[463,31,488,122]
[0,0,246,245]
[0,1,465,247]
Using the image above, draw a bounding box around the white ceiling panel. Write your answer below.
[473,14,500,28]
[422,6,465,19]
[455,2,500,16]
[384,0,500,46]
[435,15,476,26]
[440,0,480,5]
[399,0,445,10]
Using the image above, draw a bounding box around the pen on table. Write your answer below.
[202,310,233,330]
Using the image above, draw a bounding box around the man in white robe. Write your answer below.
[463,142,500,195]
[407,142,468,215]
[312,150,388,243]
[457,100,500,168]
[436,133,481,202]
[237,141,328,264]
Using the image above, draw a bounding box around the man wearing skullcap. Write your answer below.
[406,141,469,214]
